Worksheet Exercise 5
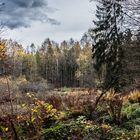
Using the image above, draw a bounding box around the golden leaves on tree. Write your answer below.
[0,42,7,62]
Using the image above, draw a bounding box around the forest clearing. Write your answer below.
[0,77,140,139]
[0,0,140,139]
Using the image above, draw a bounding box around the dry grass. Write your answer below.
[0,77,140,120]
[128,89,140,103]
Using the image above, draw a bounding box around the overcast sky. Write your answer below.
[1,0,96,47]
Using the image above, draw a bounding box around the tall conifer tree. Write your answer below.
[92,0,125,92]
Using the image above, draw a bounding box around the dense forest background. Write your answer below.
[0,29,140,89]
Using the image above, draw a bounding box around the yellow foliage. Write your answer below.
[26,92,34,98]
[5,128,8,132]
[0,42,7,61]
[101,124,111,130]
[31,116,36,122]
[15,48,25,57]
[31,108,38,113]
[21,104,26,107]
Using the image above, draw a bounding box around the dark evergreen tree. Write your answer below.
[92,0,125,92]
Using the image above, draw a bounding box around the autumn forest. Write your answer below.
[0,0,140,139]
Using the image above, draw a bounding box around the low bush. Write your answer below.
[122,103,140,120]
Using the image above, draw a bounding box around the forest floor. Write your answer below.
[0,76,140,140]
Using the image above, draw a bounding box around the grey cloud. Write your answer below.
[0,0,60,29]
[12,0,47,8]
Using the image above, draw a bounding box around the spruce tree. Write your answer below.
[92,0,125,92]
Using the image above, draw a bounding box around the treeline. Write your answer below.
[0,29,140,89]
[0,36,97,87]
